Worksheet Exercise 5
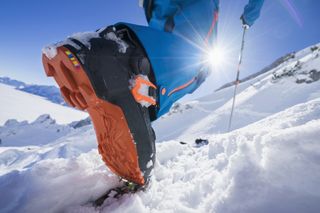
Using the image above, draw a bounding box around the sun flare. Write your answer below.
[204,45,228,71]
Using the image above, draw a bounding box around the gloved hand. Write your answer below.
[240,15,250,29]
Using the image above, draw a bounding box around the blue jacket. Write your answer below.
[120,0,264,118]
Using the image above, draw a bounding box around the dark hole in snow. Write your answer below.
[195,138,209,146]
[309,69,320,81]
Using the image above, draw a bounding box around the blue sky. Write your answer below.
[0,0,319,97]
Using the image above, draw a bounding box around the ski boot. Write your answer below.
[42,26,157,186]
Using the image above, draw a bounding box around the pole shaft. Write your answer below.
[227,27,247,132]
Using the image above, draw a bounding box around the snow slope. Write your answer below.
[0,44,319,213]
[0,76,66,106]
[0,83,87,125]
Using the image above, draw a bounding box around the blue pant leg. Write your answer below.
[118,23,209,118]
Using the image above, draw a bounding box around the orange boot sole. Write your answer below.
[42,46,145,185]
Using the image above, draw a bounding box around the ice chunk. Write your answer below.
[104,32,129,54]
[42,45,58,60]
[146,160,153,168]
[69,31,100,50]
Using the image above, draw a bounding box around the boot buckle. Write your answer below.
[130,75,157,107]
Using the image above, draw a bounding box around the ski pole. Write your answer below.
[227,26,248,132]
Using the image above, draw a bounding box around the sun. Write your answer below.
[204,45,228,71]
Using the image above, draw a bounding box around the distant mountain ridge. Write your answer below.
[216,44,320,91]
[0,77,25,88]
[0,76,66,106]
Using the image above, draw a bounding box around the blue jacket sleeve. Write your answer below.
[242,0,264,26]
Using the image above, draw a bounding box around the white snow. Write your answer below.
[42,45,58,60]
[69,32,100,50]
[0,44,320,213]
[0,83,87,125]
[104,31,129,54]
[42,28,129,60]
[42,39,80,60]
[42,31,99,60]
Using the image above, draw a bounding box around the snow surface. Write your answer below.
[42,27,128,60]
[0,44,320,213]
[0,83,87,125]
